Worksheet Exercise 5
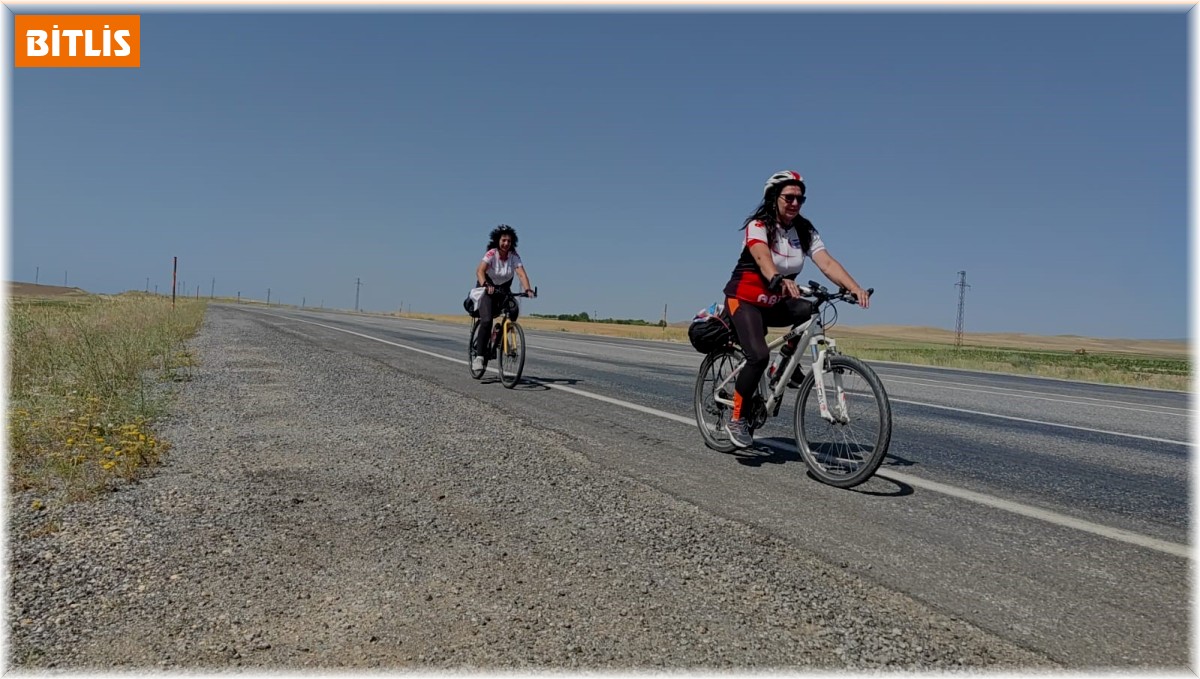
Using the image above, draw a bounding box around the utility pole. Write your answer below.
[35,266,39,285]
[210,277,215,299]
[355,278,362,312]
[64,271,68,286]
[955,271,970,348]
[172,257,177,309]
[267,288,271,305]
[145,277,150,293]
[302,297,305,308]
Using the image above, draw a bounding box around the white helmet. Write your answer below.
[764,170,805,197]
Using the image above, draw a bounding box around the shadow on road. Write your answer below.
[727,436,914,497]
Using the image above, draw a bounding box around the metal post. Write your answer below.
[955,271,970,348]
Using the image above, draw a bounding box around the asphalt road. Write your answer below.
[230,304,1191,668]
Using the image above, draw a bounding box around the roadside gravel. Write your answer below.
[7,306,1057,670]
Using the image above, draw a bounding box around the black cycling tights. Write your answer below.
[474,290,519,355]
[727,296,815,416]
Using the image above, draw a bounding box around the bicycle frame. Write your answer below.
[711,314,850,425]
[491,290,530,356]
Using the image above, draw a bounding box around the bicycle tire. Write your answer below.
[468,319,486,380]
[793,354,892,488]
[499,322,526,388]
[694,348,744,453]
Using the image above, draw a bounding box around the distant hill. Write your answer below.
[8,282,94,299]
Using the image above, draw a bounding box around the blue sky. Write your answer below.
[9,9,1189,339]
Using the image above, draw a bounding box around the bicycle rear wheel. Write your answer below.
[499,322,526,388]
[468,319,486,380]
[793,354,892,488]
[694,348,744,452]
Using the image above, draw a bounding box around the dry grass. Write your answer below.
[8,287,206,508]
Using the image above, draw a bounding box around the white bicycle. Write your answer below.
[694,281,893,488]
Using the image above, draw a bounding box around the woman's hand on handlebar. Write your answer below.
[845,286,870,308]
[782,279,802,299]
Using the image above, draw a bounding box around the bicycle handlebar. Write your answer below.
[798,280,873,305]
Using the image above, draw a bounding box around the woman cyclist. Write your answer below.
[472,224,536,372]
[721,170,870,449]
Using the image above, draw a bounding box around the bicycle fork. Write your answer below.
[809,338,850,425]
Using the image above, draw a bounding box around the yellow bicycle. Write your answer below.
[468,287,536,388]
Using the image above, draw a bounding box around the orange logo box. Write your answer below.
[15,15,140,68]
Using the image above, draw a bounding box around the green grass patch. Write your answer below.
[836,340,1190,390]
[8,294,207,507]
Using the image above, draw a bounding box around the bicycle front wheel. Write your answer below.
[499,322,526,388]
[793,355,892,488]
[468,319,486,380]
[694,348,744,453]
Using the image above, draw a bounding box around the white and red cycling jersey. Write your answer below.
[723,218,826,307]
[481,248,524,286]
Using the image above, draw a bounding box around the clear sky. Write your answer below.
[9,8,1189,339]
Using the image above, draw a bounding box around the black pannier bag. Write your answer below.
[687,302,734,354]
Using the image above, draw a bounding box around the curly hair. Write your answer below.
[741,180,814,254]
[487,224,519,251]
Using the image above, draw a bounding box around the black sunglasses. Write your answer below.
[780,194,806,205]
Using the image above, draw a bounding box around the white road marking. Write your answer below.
[256,310,1191,559]
[891,398,1189,446]
[877,470,1190,559]
[882,375,1190,416]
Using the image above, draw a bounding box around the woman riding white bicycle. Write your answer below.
[471,224,536,373]
[721,170,870,448]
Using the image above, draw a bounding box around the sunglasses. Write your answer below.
[779,194,806,205]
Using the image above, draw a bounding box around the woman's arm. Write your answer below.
[516,266,535,296]
[749,242,801,299]
[812,250,869,308]
[476,261,493,293]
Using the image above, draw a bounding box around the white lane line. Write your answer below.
[878,470,1190,559]
[528,345,592,357]
[883,376,1190,416]
[266,313,695,425]
[258,311,1190,559]
[891,398,1189,446]
[533,336,693,356]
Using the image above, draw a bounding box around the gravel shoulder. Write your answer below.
[7,306,1057,670]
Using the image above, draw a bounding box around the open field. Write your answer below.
[9,284,1189,391]
[391,312,1189,391]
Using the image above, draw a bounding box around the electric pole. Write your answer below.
[355,278,362,312]
[955,270,970,348]
[210,277,215,299]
